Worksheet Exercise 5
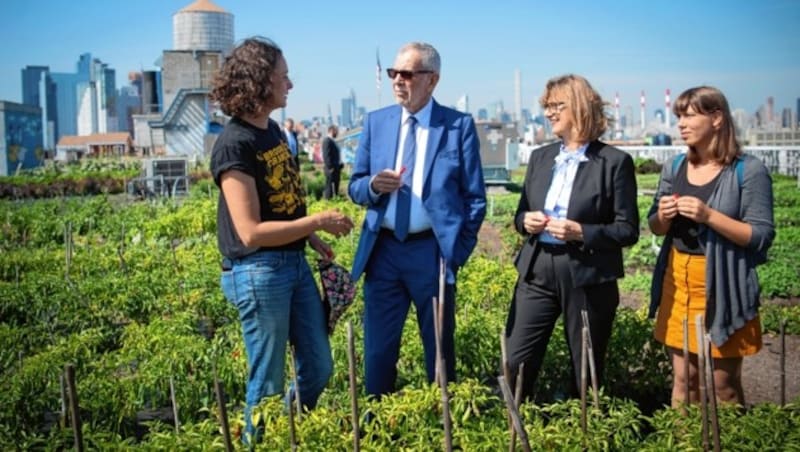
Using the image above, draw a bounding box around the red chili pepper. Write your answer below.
[399,166,407,175]
[673,193,680,200]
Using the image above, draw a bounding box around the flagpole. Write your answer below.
[376,47,382,109]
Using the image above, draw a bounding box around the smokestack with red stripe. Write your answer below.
[640,90,646,130]
[665,89,671,127]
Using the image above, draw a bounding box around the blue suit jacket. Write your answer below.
[348,100,487,283]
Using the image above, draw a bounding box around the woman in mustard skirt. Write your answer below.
[648,86,775,407]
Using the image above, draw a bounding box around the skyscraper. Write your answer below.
[455,94,469,113]
[781,108,792,129]
[76,56,116,135]
[21,65,57,149]
[340,96,354,128]
[766,96,774,126]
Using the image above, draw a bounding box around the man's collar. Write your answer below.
[402,97,434,126]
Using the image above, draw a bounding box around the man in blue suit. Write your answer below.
[348,42,486,397]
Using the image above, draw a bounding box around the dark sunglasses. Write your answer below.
[386,68,434,80]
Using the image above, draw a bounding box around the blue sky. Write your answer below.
[1,0,798,122]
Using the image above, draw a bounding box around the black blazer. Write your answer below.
[513,140,639,287]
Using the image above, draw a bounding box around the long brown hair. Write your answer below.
[673,86,741,165]
[539,74,610,143]
[210,37,283,118]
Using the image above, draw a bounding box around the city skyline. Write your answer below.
[1,0,798,123]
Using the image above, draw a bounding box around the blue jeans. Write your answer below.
[221,250,333,444]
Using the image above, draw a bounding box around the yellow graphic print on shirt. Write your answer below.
[256,142,305,215]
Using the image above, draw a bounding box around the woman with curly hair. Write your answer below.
[209,37,353,444]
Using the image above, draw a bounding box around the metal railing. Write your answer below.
[127,175,190,198]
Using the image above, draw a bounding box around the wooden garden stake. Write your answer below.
[580,326,589,434]
[169,376,180,433]
[509,362,525,452]
[501,332,514,452]
[432,296,453,452]
[704,334,721,452]
[212,369,233,452]
[64,222,73,281]
[287,385,298,452]
[498,376,531,452]
[118,224,127,272]
[438,257,447,382]
[289,345,303,420]
[64,364,84,452]
[780,318,787,406]
[695,315,709,452]
[580,309,600,408]
[60,373,67,428]
[347,321,360,452]
[683,317,690,411]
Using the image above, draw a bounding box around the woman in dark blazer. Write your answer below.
[504,74,639,399]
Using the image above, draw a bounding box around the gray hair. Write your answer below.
[398,42,441,73]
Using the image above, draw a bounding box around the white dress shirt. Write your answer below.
[381,98,434,233]
[539,142,589,244]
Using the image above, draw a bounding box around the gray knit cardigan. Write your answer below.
[647,153,775,346]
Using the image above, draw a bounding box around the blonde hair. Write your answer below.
[539,74,610,142]
[673,86,740,165]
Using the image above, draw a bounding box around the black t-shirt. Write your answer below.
[210,117,307,258]
[670,159,722,255]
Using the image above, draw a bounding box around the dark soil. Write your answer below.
[478,222,800,407]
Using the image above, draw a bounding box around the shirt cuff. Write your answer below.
[368,175,380,202]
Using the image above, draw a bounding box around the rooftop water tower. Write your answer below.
[173,0,234,53]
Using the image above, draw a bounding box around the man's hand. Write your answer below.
[370,169,404,194]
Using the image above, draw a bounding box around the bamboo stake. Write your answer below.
[212,369,234,452]
[289,346,303,420]
[64,222,72,281]
[287,384,298,451]
[580,309,600,408]
[501,333,514,452]
[169,376,180,433]
[695,315,709,452]
[498,376,531,452]
[580,326,589,435]
[433,297,453,452]
[60,372,67,428]
[118,223,127,272]
[64,364,84,452]
[780,318,787,407]
[347,322,360,452]
[683,317,690,412]
[433,296,441,384]
[437,257,447,385]
[509,362,525,452]
[704,334,721,452]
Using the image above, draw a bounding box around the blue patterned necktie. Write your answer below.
[394,116,417,241]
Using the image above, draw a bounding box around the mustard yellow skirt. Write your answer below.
[654,247,761,358]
